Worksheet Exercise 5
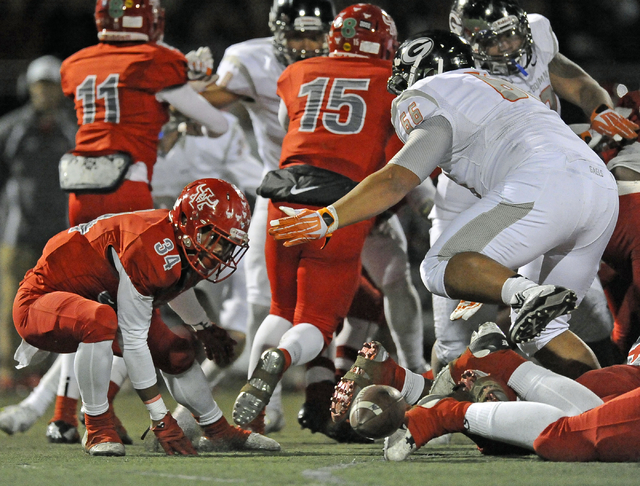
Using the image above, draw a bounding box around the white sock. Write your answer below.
[465,401,565,450]
[401,369,427,405]
[334,317,377,372]
[383,280,427,373]
[75,342,112,416]
[500,275,536,305]
[57,352,80,399]
[161,362,222,426]
[278,323,324,367]
[248,314,292,377]
[109,356,128,387]
[21,354,62,415]
[508,361,603,415]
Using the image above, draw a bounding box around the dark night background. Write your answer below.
[1,0,639,123]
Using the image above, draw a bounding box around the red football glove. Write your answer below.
[190,321,237,367]
[150,412,198,456]
[268,206,338,247]
[590,104,639,140]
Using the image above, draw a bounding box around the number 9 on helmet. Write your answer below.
[169,178,251,283]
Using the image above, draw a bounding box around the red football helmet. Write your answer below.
[169,179,251,283]
[95,0,165,43]
[328,3,398,60]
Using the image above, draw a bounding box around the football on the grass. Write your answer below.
[349,384,407,440]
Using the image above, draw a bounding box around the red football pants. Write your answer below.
[68,180,153,226]
[13,286,195,374]
[601,192,640,355]
[534,386,640,462]
[266,201,374,345]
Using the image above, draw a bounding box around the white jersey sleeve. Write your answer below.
[528,14,559,65]
[215,38,286,174]
[391,88,443,144]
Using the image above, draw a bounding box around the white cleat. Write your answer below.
[383,423,417,462]
[197,432,281,452]
[82,431,125,457]
[510,285,577,343]
[0,404,40,435]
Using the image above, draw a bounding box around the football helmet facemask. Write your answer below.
[169,179,251,283]
[387,31,474,95]
[328,3,398,60]
[449,0,534,76]
[95,0,165,43]
[269,0,336,66]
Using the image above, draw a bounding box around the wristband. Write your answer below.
[144,394,169,421]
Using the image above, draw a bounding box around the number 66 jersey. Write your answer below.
[391,68,600,198]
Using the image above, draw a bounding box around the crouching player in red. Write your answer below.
[12,179,280,456]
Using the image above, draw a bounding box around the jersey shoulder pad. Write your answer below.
[528,14,559,60]
[391,87,440,142]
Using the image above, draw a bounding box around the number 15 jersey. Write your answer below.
[277,56,396,182]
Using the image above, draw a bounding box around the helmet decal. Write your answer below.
[189,184,220,212]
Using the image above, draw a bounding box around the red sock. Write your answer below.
[107,381,120,404]
[406,398,472,447]
[51,395,78,426]
[279,348,292,371]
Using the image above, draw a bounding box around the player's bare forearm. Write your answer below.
[549,53,612,116]
[333,164,420,228]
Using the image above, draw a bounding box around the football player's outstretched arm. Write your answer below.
[333,164,420,228]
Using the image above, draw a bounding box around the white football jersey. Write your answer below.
[495,14,560,112]
[152,112,263,199]
[216,37,286,176]
[391,68,598,197]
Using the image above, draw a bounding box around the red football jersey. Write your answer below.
[277,56,396,182]
[61,42,188,177]
[24,209,189,305]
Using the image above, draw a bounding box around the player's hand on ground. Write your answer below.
[151,412,198,456]
[191,322,237,367]
[268,206,338,247]
[590,104,639,140]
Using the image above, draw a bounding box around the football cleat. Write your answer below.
[468,322,511,356]
[199,420,280,452]
[0,404,40,435]
[82,430,125,456]
[383,423,417,462]
[384,395,466,461]
[331,341,401,423]
[82,412,125,456]
[46,420,81,444]
[233,348,286,426]
[509,285,577,343]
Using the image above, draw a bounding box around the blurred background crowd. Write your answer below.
[1,0,640,119]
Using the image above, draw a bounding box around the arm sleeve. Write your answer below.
[278,99,289,131]
[111,248,157,390]
[168,287,209,325]
[388,115,453,182]
[156,84,229,136]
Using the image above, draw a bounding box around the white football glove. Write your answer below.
[186,46,217,92]
[450,300,483,321]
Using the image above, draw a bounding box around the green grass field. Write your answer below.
[1,387,639,486]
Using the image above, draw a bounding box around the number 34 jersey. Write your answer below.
[277,56,397,182]
[391,68,597,197]
[61,42,188,171]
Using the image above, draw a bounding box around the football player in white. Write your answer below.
[269,31,619,382]
[425,0,638,376]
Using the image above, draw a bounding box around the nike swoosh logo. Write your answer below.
[290,185,320,195]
